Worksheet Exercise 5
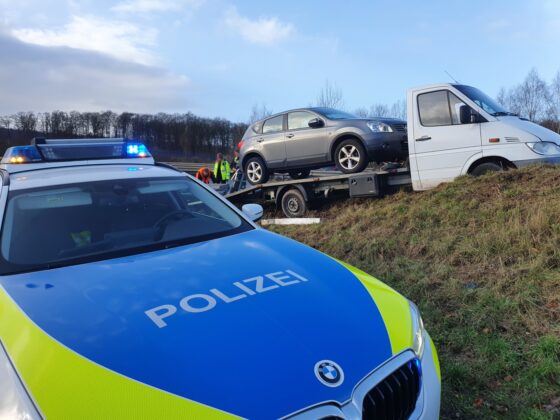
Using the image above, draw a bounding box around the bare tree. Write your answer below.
[369,104,390,117]
[390,99,407,120]
[248,104,273,124]
[496,87,508,107]
[549,71,560,132]
[315,80,344,109]
[13,112,37,133]
[353,107,369,118]
[514,68,550,121]
[0,116,12,129]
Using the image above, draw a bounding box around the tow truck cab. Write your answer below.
[407,83,560,190]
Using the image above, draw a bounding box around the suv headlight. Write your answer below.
[409,301,426,358]
[0,342,41,419]
[367,121,393,133]
[526,142,560,155]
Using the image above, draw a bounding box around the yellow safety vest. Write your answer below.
[213,160,230,181]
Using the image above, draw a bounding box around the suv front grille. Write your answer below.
[392,124,407,132]
[362,359,421,420]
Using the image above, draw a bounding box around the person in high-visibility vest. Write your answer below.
[213,153,230,184]
[230,150,240,174]
[195,167,213,184]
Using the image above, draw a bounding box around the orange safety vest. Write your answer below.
[195,167,212,184]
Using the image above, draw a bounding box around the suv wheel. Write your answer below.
[244,156,269,185]
[289,169,311,180]
[335,139,367,173]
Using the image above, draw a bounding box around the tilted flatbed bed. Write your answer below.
[164,161,411,217]
[225,167,411,217]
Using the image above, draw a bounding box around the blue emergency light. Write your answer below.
[1,138,152,164]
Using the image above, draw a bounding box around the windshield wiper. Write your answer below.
[491,111,518,117]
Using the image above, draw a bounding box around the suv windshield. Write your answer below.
[454,85,515,116]
[0,176,251,274]
[312,108,359,120]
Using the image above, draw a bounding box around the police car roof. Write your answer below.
[7,164,186,191]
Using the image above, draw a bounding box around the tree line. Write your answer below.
[0,111,247,161]
[497,68,560,132]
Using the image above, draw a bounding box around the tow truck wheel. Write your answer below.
[289,169,311,180]
[281,189,307,218]
[244,156,269,185]
[335,139,367,174]
[471,162,502,176]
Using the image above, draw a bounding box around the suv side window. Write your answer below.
[252,121,263,134]
[418,90,469,127]
[288,111,315,130]
[262,115,284,134]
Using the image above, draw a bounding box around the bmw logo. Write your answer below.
[314,360,344,387]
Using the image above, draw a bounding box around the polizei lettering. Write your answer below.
[145,270,309,328]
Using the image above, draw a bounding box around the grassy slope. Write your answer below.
[269,166,560,420]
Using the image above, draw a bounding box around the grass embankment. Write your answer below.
[269,166,560,420]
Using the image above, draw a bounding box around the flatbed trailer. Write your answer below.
[224,167,412,217]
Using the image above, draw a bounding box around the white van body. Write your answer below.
[407,83,560,191]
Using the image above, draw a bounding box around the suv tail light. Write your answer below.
[237,140,244,150]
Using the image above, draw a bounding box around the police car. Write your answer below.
[0,138,440,419]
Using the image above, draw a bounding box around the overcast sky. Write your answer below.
[1,0,559,121]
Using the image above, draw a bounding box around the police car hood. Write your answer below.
[1,229,395,419]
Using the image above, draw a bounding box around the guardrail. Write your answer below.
[162,162,212,174]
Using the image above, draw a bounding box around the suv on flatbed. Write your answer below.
[239,107,408,185]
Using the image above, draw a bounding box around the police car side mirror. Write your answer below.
[242,203,264,222]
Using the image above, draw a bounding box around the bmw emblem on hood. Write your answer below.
[314,360,344,387]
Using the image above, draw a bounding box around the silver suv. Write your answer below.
[239,107,408,185]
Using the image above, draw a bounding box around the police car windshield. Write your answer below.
[0,176,252,274]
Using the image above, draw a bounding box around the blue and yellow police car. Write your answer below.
[0,138,440,419]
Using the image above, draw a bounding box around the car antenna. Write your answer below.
[444,70,460,84]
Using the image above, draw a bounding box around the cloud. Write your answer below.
[224,7,294,45]
[0,32,190,114]
[111,0,204,13]
[11,15,157,65]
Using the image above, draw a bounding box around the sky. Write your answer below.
[0,0,559,122]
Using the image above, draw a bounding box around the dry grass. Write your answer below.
[268,166,560,419]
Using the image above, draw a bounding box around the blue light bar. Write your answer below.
[1,138,152,164]
[1,146,43,164]
[126,143,150,158]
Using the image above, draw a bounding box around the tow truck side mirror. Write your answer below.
[242,203,264,222]
[459,105,481,124]
[308,118,324,128]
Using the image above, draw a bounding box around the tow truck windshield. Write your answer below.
[0,176,251,274]
[454,84,517,117]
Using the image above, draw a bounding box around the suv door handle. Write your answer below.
[286,133,295,138]
[257,138,264,143]
[415,136,432,142]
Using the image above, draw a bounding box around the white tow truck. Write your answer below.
[210,83,560,217]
